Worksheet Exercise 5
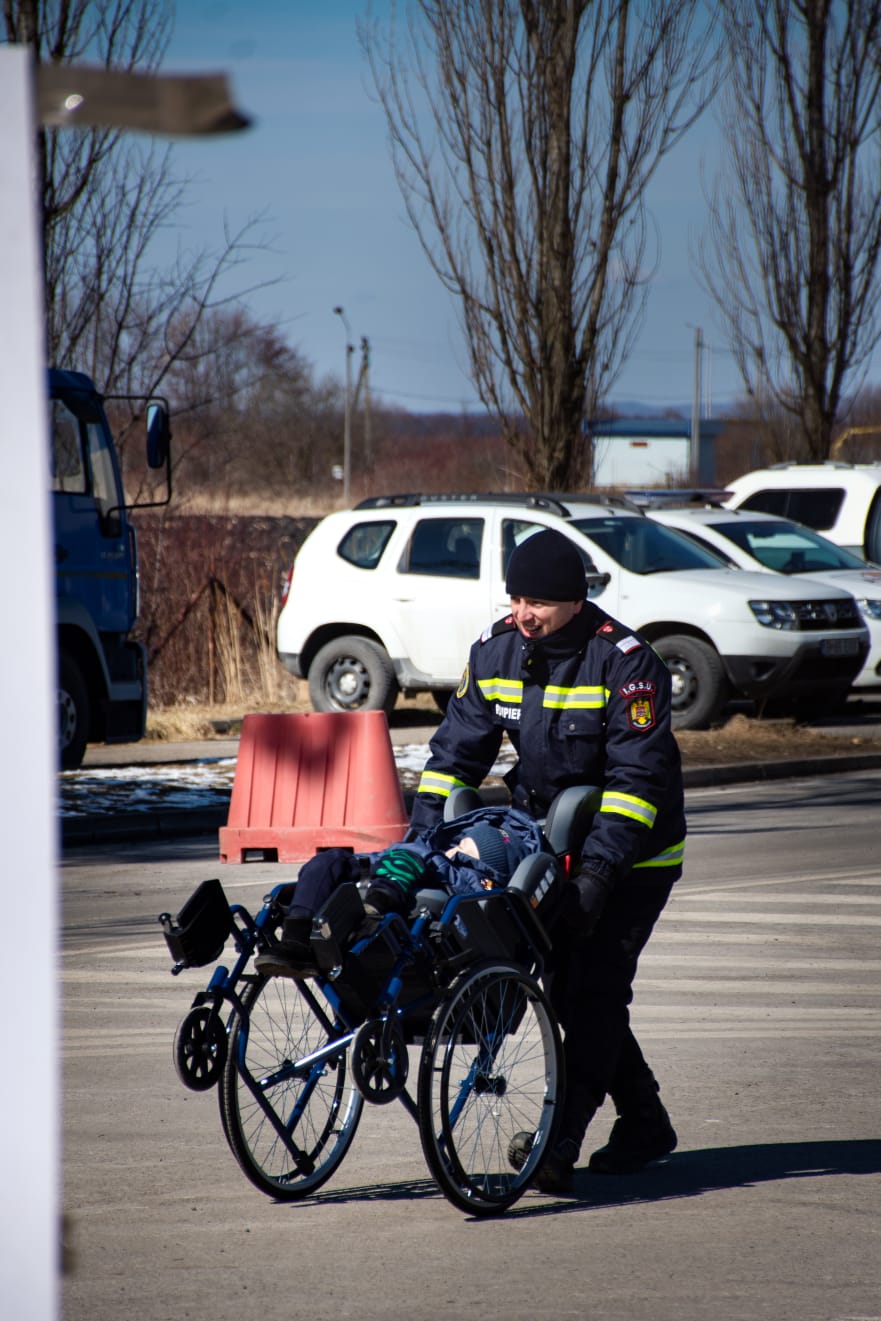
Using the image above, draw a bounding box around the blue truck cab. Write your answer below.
[50,368,170,768]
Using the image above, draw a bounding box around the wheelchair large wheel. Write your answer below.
[219,974,363,1200]
[417,962,563,1216]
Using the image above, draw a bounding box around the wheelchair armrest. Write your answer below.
[507,853,561,913]
[413,888,450,917]
[543,785,602,857]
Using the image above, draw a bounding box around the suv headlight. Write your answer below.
[749,599,799,630]
[856,597,881,621]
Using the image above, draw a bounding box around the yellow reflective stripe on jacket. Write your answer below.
[416,770,472,798]
[633,839,686,869]
[599,790,658,828]
[542,685,606,710]
[477,677,523,703]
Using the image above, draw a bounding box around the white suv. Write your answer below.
[276,493,870,729]
[723,462,881,561]
[645,505,881,689]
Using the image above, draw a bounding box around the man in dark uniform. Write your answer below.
[409,527,686,1193]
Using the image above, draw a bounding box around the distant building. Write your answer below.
[587,417,726,488]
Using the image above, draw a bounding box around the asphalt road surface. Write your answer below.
[60,770,881,1321]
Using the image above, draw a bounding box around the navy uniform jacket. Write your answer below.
[410,602,686,897]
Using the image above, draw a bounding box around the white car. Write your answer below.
[646,505,881,689]
[276,492,869,729]
[723,462,881,561]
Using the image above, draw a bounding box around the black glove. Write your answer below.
[559,866,610,937]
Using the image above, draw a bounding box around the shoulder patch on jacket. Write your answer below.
[480,615,518,643]
[619,678,658,730]
[595,618,642,654]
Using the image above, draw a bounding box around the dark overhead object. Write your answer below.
[36,64,251,136]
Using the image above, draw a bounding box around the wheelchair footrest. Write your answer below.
[159,878,234,969]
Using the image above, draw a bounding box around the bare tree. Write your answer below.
[699,0,881,462]
[154,306,342,500]
[2,0,273,413]
[361,0,716,488]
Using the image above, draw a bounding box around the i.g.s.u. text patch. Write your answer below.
[619,678,657,730]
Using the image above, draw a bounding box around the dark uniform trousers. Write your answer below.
[547,869,679,1143]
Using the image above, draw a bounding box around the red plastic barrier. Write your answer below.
[219,711,409,863]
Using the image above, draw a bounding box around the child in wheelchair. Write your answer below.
[254,804,545,980]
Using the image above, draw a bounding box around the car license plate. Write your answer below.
[821,638,860,656]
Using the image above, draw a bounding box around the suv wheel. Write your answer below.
[308,636,398,715]
[653,634,728,730]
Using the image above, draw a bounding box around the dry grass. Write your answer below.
[178,491,340,518]
[676,712,870,763]
[145,687,441,741]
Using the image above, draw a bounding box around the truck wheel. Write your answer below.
[308,637,398,715]
[654,635,728,731]
[430,689,451,714]
[59,654,91,770]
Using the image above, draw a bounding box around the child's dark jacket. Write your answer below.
[367,805,546,899]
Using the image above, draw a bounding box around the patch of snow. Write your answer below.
[58,744,517,817]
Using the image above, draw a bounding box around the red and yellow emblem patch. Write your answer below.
[619,679,657,730]
[627,695,655,729]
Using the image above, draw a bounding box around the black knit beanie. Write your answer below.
[463,823,530,879]
[505,528,587,602]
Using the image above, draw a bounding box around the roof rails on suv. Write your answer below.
[355,491,644,515]
[623,488,733,509]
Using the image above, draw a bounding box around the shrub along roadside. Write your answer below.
[134,512,316,710]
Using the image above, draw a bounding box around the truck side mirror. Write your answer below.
[146,400,170,470]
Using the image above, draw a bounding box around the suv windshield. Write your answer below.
[573,515,727,574]
[711,520,872,573]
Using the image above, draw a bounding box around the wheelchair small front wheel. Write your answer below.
[417,962,563,1216]
[219,974,363,1200]
[351,1017,409,1104]
[174,1006,227,1091]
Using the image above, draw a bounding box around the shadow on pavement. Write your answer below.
[503,1137,881,1220]
[266,1139,881,1219]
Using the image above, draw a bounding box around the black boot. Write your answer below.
[508,1079,598,1195]
[254,915,317,979]
[507,1133,580,1195]
[588,1093,677,1175]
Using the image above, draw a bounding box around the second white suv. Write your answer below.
[645,505,881,689]
[723,462,881,561]
[276,493,870,729]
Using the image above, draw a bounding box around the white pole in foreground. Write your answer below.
[0,47,250,1321]
[0,45,59,1321]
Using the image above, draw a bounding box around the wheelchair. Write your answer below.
[159,785,599,1216]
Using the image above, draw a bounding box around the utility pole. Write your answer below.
[354,336,371,475]
[691,326,703,481]
[333,305,353,503]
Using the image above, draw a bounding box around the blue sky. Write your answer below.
[162,1,742,416]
